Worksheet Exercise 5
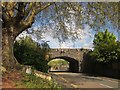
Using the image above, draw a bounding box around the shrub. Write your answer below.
[14,36,50,73]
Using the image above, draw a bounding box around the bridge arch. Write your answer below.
[49,56,79,72]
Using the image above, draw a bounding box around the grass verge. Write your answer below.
[17,73,62,89]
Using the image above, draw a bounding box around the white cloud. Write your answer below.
[82,43,93,49]
[16,22,95,49]
[16,31,29,40]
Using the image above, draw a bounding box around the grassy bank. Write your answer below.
[2,69,62,89]
[20,73,62,89]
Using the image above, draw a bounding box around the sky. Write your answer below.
[17,25,118,50]
[38,28,118,49]
[17,24,95,49]
[39,25,95,49]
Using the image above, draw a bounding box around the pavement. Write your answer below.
[50,72,119,88]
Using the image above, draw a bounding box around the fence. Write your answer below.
[81,60,120,79]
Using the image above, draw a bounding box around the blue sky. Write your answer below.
[28,17,118,49]
[40,28,118,49]
[40,25,95,49]
[17,25,118,50]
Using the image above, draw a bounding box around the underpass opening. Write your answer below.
[48,59,69,72]
[48,56,79,72]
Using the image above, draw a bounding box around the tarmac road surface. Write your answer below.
[50,72,119,88]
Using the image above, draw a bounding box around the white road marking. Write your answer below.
[52,72,118,88]
[84,75,118,84]
[100,83,113,88]
[94,77,118,83]
[106,79,118,83]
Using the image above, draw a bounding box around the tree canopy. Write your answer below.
[14,36,50,72]
[48,59,69,67]
[90,29,119,63]
[29,2,119,42]
[2,2,119,41]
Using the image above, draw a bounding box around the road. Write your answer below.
[50,72,119,88]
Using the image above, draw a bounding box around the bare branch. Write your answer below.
[2,2,17,21]
[19,2,54,31]
[24,3,34,19]
[35,2,54,15]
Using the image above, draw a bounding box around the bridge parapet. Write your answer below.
[49,48,91,62]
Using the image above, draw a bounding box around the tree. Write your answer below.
[48,59,69,70]
[14,36,50,72]
[2,2,53,69]
[2,2,119,69]
[91,29,119,63]
[116,41,120,61]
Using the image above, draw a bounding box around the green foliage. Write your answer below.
[21,73,61,88]
[48,59,69,67]
[116,41,120,60]
[90,29,119,63]
[14,36,50,73]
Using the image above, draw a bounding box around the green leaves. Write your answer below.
[48,59,69,67]
[91,29,119,63]
[94,29,116,46]
[14,36,50,72]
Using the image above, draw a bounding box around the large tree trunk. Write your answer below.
[2,28,19,70]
